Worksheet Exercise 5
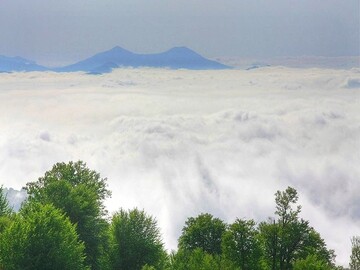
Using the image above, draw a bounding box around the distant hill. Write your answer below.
[55,46,231,73]
[0,47,231,73]
[0,55,48,72]
[86,62,119,75]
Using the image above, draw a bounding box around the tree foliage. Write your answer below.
[259,187,335,270]
[275,187,301,225]
[178,213,226,255]
[350,236,360,270]
[0,185,12,217]
[222,218,263,270]
[0,186,13,235]
[170,248,238,270]
[0,203,87,270]
[0,162,344,270]
[110,208,167,270]
[293,255,333,270]
[24,161,111,270]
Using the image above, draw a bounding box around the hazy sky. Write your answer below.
[0,0,359,65]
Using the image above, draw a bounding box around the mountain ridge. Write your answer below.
[55,46,231,73]
[0,55,48,72]
[0,46,231,73]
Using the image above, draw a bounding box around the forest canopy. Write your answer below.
[0,161,354,270]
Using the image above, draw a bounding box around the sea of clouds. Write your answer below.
[0,67,359,266]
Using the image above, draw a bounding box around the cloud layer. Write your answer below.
[0,67,359,266]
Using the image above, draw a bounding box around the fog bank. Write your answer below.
[0,67,359,266]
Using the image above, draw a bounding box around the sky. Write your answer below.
[0,0,359,66]
[0,68,359,266]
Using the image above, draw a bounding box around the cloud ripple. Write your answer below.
[0,67,359,266]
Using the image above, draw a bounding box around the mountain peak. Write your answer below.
[108,46,132,54]
[166,46,196,54]
[50,46,232,72]
[0,55,47,72]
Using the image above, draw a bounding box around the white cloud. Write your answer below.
[0,67,359,266]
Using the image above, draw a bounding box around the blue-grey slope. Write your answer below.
[0,55,48,72]
[56,46,231,72]
[137,47,231,70]
[55,46,134,72]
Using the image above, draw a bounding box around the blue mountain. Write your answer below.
[56,46,134,72]
[86,62,119,75]
[0,55,48,72]
[56,46,231,72]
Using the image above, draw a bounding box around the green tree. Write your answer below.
[259,187,334,270]
[181,248,220,270]
[24,161,111,270]
[222,218,263,270]
[350,236,360,270]
[169,248,238,270]
[259,218,280,270]
[293,255,332,270]
[0,203,88,270]
[110,208,167,270]
[178,213,226,256]
[0,186,13,236]
[0,215,12,236]
[298,228,335,266]
[0,185,12,217]
[274,187,301,225]
[142,265,157,270]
